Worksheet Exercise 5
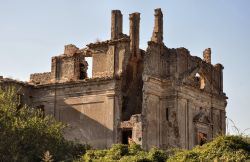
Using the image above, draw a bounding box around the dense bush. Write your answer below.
[78,136,250,162]
[167,135,250,162]
[78,143,169,162]
[0,87,87,161]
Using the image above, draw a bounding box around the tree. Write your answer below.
[0,87,86,161]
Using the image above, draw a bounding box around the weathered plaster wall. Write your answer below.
[92,45,113,78]
[142,75,226,150]
[30,79,119,149]
[142,44,226,150]
[142,8,226,150]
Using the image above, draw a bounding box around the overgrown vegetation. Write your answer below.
[0,87,87,161]
[76,135,250,162]
[167,135,250,162]
[76,143,169,162]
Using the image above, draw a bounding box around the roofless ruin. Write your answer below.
[0,8,227,150]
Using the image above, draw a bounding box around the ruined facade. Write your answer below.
[0,8,227,150]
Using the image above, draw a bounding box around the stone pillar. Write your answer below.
[203,48,211,64]
[111,10,123,40]
[51,57,59,82]
[215,63,224,94]
[129,12,141,59]
[151,8,163,43]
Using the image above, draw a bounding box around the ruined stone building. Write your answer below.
[0,8,227,150]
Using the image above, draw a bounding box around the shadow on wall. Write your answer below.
[59,101,113,149]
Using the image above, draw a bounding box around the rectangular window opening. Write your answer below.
[85,57,93,78]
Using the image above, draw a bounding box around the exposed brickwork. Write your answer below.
[30,72,51,84]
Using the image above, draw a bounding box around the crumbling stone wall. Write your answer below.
[30,72,51,84]
[87,37,130,79]
[50,54,88,82]
[120,114,142,145]
[142,8,227,150]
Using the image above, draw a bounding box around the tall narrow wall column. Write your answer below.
[151,8,163,44]
[111,10,123,40]
[203,48,211,64]
[51,57,60,82]
[129,12,141,60]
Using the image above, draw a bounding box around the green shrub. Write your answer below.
[82,150,108,162]
[0,87,87,161]
[76,135,250,162]
[120,153,151,162]
[167,135,250,162]
[128,143,142,155]
[106,144,129,160]
[77,143,168,162]
[147,147,168,162]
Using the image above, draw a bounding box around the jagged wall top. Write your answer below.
[151,8,163,44]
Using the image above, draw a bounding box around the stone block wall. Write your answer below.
[91,44,114,78]
[30,72,51,84]
[50,53,88,83]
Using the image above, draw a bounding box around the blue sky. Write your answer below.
[0,0,249,134]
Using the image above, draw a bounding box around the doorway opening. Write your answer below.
[122,129,132,144]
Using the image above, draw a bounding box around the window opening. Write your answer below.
[195,73,206,90]
[85,57,93,78]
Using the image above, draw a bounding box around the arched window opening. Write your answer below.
[195,73,206,90]
[195,73,200,78]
